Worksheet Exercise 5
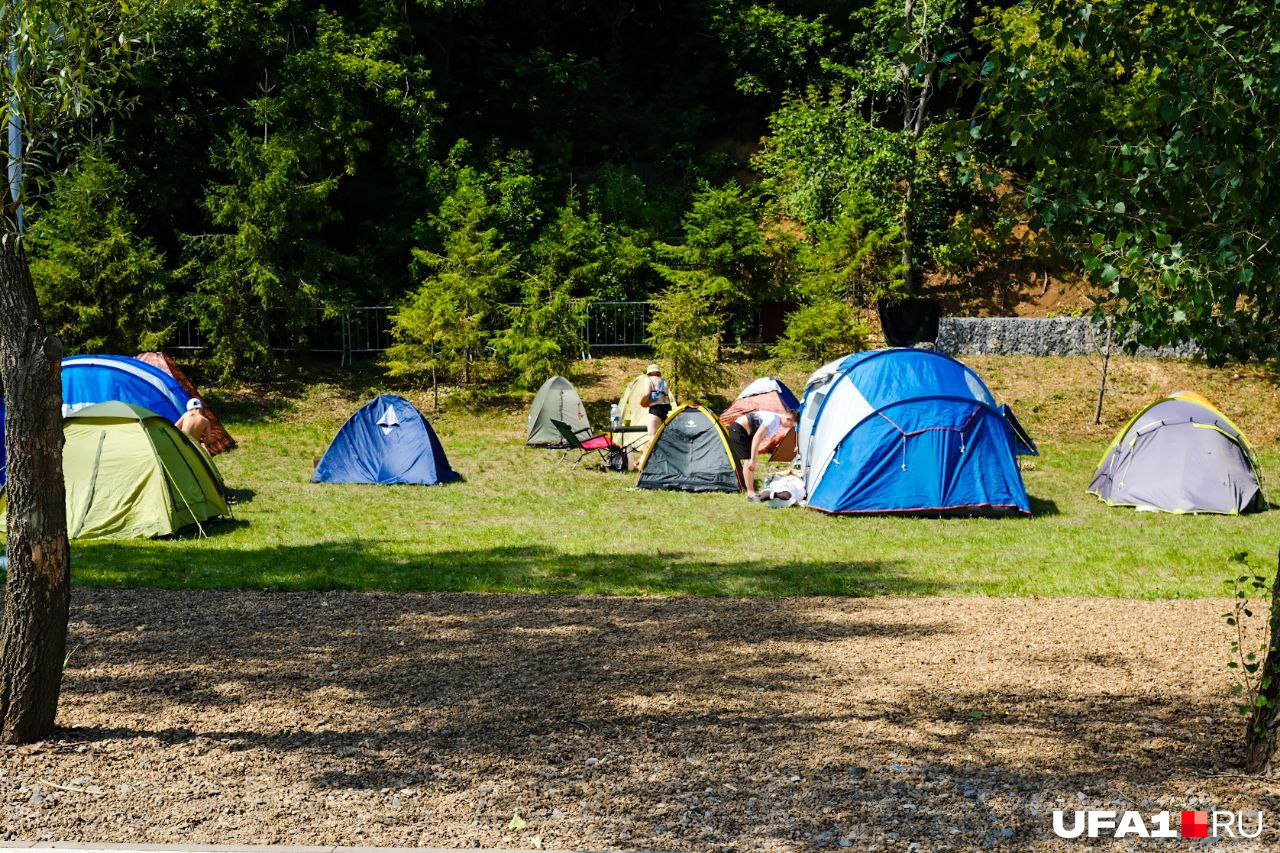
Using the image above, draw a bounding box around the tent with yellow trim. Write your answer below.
[637,404,743,493]
[1088,391,1263,514]
[1,401,231,540]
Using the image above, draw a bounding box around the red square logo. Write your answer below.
[1181,810,1209,838]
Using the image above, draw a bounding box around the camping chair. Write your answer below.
[551,419,618,469]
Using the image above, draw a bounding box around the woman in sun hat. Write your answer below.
[641,363,672,439]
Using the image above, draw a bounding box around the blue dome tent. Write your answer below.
[801,349,1031,516]
[313,394,460,486]
[62,355,188,422]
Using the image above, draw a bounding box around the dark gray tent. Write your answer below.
[637,404,743,493]
[1089,392,1264,514]
[526,376,590,447]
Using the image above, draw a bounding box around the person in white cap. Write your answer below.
[640,363,672,439]
[175,398,211,447]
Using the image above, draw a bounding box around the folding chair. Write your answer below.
[551,419,618,469]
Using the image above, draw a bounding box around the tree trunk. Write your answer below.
[1244,552,1280,775]
[900,180,915,294]
[0,240,70,744]
[898,0,932,297]
[1093,315,1113,425]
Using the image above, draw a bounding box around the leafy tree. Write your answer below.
[756,1,984,293]
[494,278,589,389]
[977,0,1280,362]
[530,192,607,296]
[770,299,870,363]
[646,284,729,400]
[29,151,173,354]
[387,178,519,399]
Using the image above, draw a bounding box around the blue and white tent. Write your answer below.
[800,349,1031,515]
[62,355,188,422]
[313,394,460,486]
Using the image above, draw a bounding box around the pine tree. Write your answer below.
[494,277,589,390]
[646,285,728,400]
[29,150,173,354]
[387,179,518,402]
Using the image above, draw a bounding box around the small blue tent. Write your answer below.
[62,355,188,422]
[801,348,1030,515]
[313,394,460,485]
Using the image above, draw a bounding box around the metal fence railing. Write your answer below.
[167,301,658,361]
[583,301,653,349]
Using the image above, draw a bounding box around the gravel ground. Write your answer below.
[2,590,1277,851]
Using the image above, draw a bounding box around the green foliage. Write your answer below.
[656,182,770,306]
[29,152,172,353]
[2,0,148,237]
[530,192,609,296]
[187,130,344,378]
[801,197,907,305]
[387,178,519,389]
[755,91,907,228]
[713,4,832,96]
[977,0,1280,362]
[646,286,729,401]
[495,280,589,390]
[770,299,870,363]
[654,182,794,342]
[932,210,1013,277]
[1222,553,1279,738]
[31,0,1280,377]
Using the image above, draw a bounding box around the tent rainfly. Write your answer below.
[62,354,189,422]
[527,376,590,446]
[638,404,743,493]
[0,401,231,540]
[1088,391,1263,514]
[313,394,460,486]
[720,377,802,462]
[136,351,236,454]
[801,348,1031,515]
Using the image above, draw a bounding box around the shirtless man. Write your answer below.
[175,398,211,447]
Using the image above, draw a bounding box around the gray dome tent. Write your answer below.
[1089,391,1264,515]
[637,404,743,493]
[526,376,590,447]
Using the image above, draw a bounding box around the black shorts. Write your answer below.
[727,422,752,462]
[649,403,672,421]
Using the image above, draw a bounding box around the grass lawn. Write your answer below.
[44,354,1280,598]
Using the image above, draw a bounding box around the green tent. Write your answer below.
[526,376,590,446]
[2,402,231,540]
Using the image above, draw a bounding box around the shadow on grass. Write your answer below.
[1028,495,1060,516]
[70,540,941,597]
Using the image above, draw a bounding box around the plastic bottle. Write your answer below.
[610,403,621,429]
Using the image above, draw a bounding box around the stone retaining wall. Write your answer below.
[934,317,1199,358]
